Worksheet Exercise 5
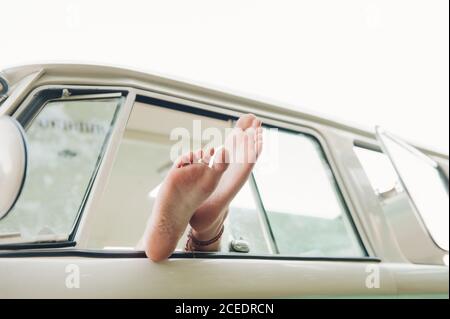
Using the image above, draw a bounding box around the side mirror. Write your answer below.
[0,75,8,95]
[0,76,9,105]
[0,116,27,220]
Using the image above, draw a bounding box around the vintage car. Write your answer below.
[0,64,448,298]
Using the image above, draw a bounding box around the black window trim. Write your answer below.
[0,248,381,263]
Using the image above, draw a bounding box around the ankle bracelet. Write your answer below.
[185,225,224,252]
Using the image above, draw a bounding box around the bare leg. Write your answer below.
[189,114,263,251]
[142,148,229,262]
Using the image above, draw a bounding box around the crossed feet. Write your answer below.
[143,114,263,261]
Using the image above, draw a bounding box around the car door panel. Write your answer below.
[1,256,398,298]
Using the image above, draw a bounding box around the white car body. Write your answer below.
[0,64,448,298]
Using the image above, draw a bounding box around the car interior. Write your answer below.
[88,102,271,253]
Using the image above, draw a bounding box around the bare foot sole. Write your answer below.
[143,148,229,261]
[189,114,263,251]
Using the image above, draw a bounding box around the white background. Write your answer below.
[1,0,448,154]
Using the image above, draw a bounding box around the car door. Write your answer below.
[1,85,400,298]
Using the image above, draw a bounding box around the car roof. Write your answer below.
[2,63,448,160]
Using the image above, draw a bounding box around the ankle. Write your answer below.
[186,225,224,252]
[191,222,222,241]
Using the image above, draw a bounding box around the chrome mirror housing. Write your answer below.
[0,116,27,220]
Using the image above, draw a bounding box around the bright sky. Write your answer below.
[1,0,449,154]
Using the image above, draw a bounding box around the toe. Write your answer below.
[203,147,214,166]
[246,127,256,140]
[212,147,229,173]
[187,152,195,164]
[245,128,256,163]
[252,118,262,128]
[255,127,263,144]
[178,153,192,167]
[236,114,256,130]
[193,149,204,164]
[175,158,184,168]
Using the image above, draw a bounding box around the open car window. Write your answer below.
[89,102,272,254]
[89,100,366,258]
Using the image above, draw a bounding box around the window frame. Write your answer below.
[249,124,369,257]
[353,144,402,196]
[375,128,449,253]
[86,91,370,259]
[353,140,449,264]
[1,84,374,262]
[0,86,130,250]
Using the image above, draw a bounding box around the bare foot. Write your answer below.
[143,148,229,262]
[189,114,263,251]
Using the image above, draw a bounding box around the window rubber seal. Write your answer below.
[0,248,381,262]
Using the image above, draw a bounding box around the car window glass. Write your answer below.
[377,132,449,251]
[0,97,121,244]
